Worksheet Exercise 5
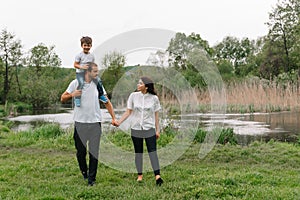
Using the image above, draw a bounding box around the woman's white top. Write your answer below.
[127,91,161,130]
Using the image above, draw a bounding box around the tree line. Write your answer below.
[0,0,299,111]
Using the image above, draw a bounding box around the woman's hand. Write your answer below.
[156,131,160,139]
[111,119,119,127]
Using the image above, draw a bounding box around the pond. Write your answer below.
[186,112,300,145]
[7,110,300,145]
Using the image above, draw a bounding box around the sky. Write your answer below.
[1,0,278,67]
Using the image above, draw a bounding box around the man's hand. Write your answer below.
[111,119,119,127]
[61,90,82,103]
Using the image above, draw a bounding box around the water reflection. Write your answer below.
[7,110,300,144]
[182,112,300,144]
[8,109,115,132]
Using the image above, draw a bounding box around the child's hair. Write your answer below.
[80,36,92,46]
[141,76,157,95]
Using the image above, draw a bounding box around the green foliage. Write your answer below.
[0,133,299,199]
[12,102,32,113]
[27,123,65,139]
[13,67,74,109]
[215,59,235,81]
[26,43,61,73]
[100,51,126,98]
[194,128,207,143]
[106,130,133,151]
[0,29,23,103]
[0,124,11,133]
[1,0,300,113]
[217,128,237,144]
[0,28,67,110]
[275,69,298,86]
[1,123,72,148]
[106,127,177,151]
[261,0,300,78]
[194,127,237,145]
[167,32,213,70]
[213,36,256,77]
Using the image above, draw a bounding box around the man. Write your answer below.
[61,62,117,186]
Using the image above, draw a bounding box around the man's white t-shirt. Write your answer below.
[66,79,106,123]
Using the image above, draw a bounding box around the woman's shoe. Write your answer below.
[137,175,143,182]
[156,177,163,186]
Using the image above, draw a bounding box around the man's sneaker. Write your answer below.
[88,179,95,186]
[74,98,81,107]
[99,95,108,104]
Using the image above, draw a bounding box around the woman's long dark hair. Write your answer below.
[141,76,157,95]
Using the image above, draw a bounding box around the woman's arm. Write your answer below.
[117,109,132,125]
[155,111,160,138]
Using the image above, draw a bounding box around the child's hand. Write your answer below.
[81,65,88,70]
[72,90,82,97]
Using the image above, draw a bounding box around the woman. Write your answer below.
[117,76,163,186]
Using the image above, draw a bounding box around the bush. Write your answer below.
[218,128,237,145]
[30,123,64,139]
[194,127,237,145]
[194,129,207,143]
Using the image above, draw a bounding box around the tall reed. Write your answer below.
[195,78,300,113]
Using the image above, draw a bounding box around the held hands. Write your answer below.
[111,119,120,127]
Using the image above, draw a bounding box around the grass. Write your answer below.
[0,124,299,199]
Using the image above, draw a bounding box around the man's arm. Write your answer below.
[61,90,82,103]
[103,99,117,125]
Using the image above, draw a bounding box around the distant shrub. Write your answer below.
[194,129,206,143]
[194,127,237,145]
[218,128,237,145]
[21,123,64,140]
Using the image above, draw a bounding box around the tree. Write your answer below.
[146,50,168,67]
[19,67,73,110]
[0,29,23,103]
[167,32,213,70]
[265,0,300,73]
[26,43,61,73]
[259,40,283,79]
[101,51,126,97]
[213,36,256,76]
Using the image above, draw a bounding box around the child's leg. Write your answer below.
[75,72,85,107]
[94,77,108,103]
[76,72,85,90]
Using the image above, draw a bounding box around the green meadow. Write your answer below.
[0,124,299,200]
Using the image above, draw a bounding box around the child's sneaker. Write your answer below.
[74,98,81,107]
[99,95,108,104]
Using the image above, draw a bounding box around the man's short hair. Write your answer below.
[87,62,98,71]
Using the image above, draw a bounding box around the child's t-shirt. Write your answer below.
[75,52,95,73]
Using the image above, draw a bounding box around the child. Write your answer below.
[74,36,108,107]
